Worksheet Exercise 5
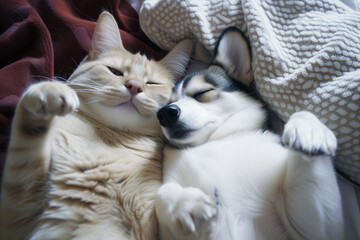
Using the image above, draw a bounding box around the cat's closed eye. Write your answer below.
[146,81,160,85]
[108,66,123,77]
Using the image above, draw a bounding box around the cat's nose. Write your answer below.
[125,80,143,95]
[157,104,181,127]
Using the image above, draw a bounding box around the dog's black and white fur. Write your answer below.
[155,28,344,240]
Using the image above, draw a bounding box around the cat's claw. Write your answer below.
[282,111,337,156]
[22,81,79,118]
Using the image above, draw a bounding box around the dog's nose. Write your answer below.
[157,105,181,127]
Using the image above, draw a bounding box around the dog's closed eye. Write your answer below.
[192,88,218,103]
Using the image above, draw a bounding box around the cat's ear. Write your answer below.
[213,27,253,86]
[160,40,193,81]
[89,11,124,59]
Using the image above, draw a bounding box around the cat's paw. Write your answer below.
[165,187,217,238]
[282,111,337,156]
[22,81,79,118]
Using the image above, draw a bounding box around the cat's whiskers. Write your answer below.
[68,78,102,85]
[70,82,124,96]
[83,94,130,105]
[84,99,103,104]
[70,89,98,93]
[32,75,69,83]
[67,80,103,90]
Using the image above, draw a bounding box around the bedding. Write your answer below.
[0,0,359,238]
[139,0,360,184]
[0,0,166,180]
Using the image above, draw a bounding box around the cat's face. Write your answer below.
[68,12,192,134]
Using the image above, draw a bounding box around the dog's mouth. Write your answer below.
[167,124,195,139]
[170,128,194,139]
[164,121,217,143]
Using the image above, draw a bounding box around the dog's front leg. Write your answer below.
[278,111,344,240]
[156,182,217,240]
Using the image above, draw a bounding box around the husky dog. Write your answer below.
[155,28,344,240]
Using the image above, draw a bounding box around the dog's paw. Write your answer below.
[22,82,79,118]
[282,111,337,156]
[165,187,217,238]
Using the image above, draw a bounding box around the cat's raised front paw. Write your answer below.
[22,82,79,118]
[282,111,337,156]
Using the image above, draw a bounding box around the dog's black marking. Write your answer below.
[173,67,252,99]
[168,122,193,139]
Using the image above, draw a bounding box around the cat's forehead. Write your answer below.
[103,51,144,66]
[104,51,159,74]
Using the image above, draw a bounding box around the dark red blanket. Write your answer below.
[0,0,166,179]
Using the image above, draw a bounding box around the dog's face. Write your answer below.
[157,65,256,147]
[157,28,264,147]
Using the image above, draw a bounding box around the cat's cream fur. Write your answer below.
[0,12,192,240]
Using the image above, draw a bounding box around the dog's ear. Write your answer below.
[213,28,253,86]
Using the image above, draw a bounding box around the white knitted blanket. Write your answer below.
[140,0,360,183]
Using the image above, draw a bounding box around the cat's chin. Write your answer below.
[113,101,139,113]
[111,95,153,117]
[80,102,160,133]
[112,101,152,118]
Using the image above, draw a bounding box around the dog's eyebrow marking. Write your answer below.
[181,73,195,90]
[176,80,185,97]
[204,67,251,93]
[175,71,203,98]
[185,75,216,98]
[204,71,232,90]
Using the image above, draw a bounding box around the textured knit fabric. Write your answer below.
[140,0,360,183]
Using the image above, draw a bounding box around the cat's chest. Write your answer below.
[49,115,162,187]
